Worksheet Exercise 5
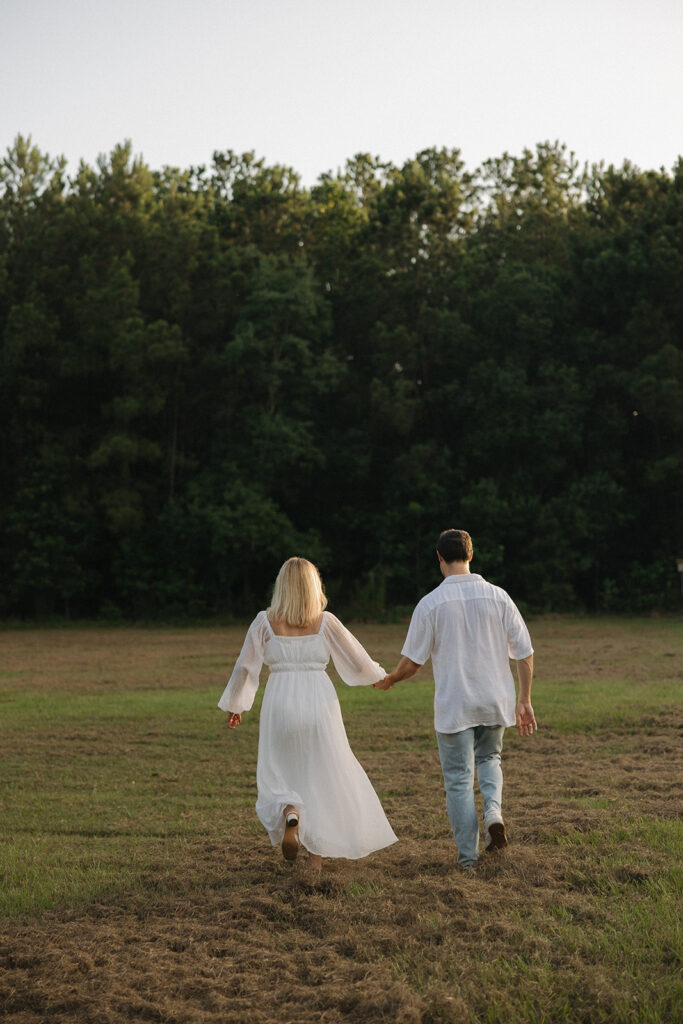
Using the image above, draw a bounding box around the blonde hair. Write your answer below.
[267,557,328,627]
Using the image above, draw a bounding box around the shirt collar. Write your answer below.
[441,573,482,583]
[440,577,483,585]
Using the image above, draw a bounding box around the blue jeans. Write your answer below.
[436,725,505,867]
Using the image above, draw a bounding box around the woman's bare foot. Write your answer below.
[307,854,322,872]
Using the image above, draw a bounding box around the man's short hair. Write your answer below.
[437,529,473,563]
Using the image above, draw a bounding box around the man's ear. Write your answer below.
[437,551,444,564]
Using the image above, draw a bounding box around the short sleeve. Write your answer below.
[323,612,385,686]
[401,603,433,666]
[217,612,269,713]
[503,599,534,660]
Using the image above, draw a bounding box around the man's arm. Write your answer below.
[373,656,422,690]
[514,653,536,737]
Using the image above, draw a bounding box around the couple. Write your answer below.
[218,530,536,873]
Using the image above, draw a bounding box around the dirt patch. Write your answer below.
[2,719,681,1024]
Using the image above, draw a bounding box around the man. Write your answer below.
[375,529,536,869]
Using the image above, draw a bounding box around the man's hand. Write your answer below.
[373,656,422,690]
[515,701,536,737]
[226,712,242,729]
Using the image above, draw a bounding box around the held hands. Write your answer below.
[515,701,537,737]
[373,674,395,691]
[226,712,242,729]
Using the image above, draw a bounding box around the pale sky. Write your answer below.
[2,0,682,185]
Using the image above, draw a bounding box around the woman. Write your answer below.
[218,557,397,871]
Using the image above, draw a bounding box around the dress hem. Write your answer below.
[267,834,399,860]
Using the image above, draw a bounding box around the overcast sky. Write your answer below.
[2,0,682,184]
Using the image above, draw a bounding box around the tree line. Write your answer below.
[0,136,680,618]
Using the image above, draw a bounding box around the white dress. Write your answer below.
[218,610,398,859]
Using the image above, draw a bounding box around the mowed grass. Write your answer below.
[0,616,681,1023]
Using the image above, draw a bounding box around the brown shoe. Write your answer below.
[485,821,508,851]
[282,811,300,861]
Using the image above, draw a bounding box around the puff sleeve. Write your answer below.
[217,612,269,713]
[323,612,385,687]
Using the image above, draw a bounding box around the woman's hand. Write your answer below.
[373,674,394,690]
[226,712,242,729]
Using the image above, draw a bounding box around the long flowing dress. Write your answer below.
[218,610,398,859]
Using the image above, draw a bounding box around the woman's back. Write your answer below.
[264,611,327,670]
[267,612,323,637]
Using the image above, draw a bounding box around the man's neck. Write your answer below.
[442,561,471,578]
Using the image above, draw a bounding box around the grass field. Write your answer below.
[1,616,681,1023]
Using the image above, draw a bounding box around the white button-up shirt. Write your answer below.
[401,573,533,734]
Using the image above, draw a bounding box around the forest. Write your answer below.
[0,136,680,618]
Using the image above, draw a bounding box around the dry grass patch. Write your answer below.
[0,616,681,1023]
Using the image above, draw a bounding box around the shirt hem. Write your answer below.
[434,718,515,734]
